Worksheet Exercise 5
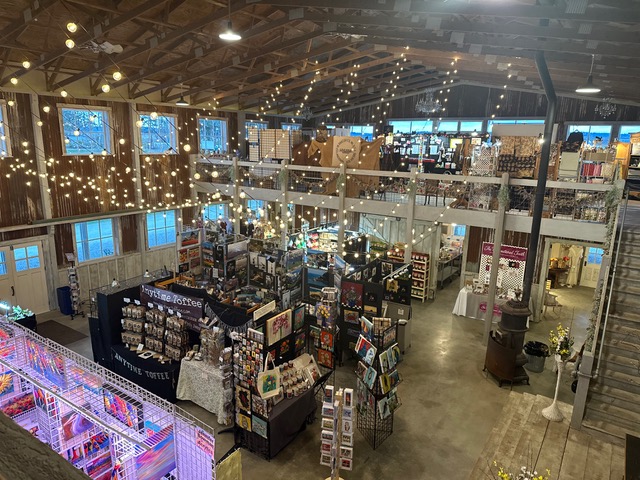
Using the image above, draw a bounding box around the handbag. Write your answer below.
[257,356,281,400]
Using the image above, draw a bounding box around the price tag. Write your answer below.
[148,302,154,308]
[134,300,140,305]
[158,305,164,312]
[176,312,182,318]
[123,297,131,303]
[137,343,144,352]
[168,308,174,315]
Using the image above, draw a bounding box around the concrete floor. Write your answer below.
[40,279,595,479]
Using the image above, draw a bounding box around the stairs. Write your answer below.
[583,225,640,442]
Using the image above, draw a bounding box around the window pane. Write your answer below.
[28,257,40,269]
[15,259,28,272]
[0,263,6,276]
[146,209,176,248]
[100,219,113,236]
[61,108,111,155]
[140,114,178,154]
[412,121,433,134]
[146,213,155,230]
[437,121,458,132]
[459,121,483,132]
[156,230,167,246]
[199,118,228,153]
[620,126,640,143]
[26,245,38,258]
[388,121,412,133]
[86,221,101,240]
[148,230,157,249]
[101,238,114,256]
[13,248,26,260]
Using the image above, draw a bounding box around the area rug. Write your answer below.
[36,321,87,346]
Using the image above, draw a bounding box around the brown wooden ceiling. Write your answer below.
[1,0,640,115]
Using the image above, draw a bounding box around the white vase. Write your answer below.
[542,354,565,422]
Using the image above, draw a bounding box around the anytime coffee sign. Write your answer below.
[140,284,203,320]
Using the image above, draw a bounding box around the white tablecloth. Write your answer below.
[177,359,233,425]
[452,288,507,323]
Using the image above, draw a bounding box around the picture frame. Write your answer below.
[321,418,334,430]
[340,458,353,471]
[341,432,353,447]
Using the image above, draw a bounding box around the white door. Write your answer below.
[580,247,603,288]
[11,242,49,314]
[0,248,13,308]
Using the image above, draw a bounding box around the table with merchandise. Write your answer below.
[452,288,509,323]
[177,358,233,425]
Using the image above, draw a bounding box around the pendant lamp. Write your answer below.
[219,1,241,41]
[575,54,601,94]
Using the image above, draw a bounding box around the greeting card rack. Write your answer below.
[320,386,354,478]
[354,320,402,450]
[65,253,84,319]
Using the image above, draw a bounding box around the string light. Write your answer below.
[66,22,77,33]
[21,60,30,69]
[101,84,111,93]
[65,38,75,49]
[112,71,123,81]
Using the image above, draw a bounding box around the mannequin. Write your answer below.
[567,245,583,287]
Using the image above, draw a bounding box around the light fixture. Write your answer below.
[575,54,601,94]
[218,1,241,41]
[22,60,30,69]
[66,22,78,33]
[176,83,189,106]
[112,71,123,81]
[43,105,50,113]
[65,38,75,49]
[101,83,111,93]
[595,97,617,118]
[10,77,18,85]
[60,90,68,98]
[149,111,158,120]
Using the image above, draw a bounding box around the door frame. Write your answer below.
[536,237,605,319]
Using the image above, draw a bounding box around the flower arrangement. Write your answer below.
[7,306,34,321]
[549,323,574,360]
[316,304,330,320]
[492,462,550,480]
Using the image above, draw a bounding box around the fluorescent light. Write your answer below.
[575,75,601,94]
[176,96,189,106]
[219,21,241,41]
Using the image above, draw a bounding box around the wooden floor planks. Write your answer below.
[469,394,624,480]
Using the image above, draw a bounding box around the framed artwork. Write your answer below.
[266,309,292,346]
[252,415,268,439]
[236,413,252,431]
[102,386,143,432]
[293,305,305,331]
[83,432,110,457]
[135,426,176,480]
[341,281,363,309]
[320,331,334,351]
[294,331,306,352]
[340,458,353,471]
[317,349,333,368]
[343,388,353,407]
[85,453,112,479]
[235,386,251,412]
[355,334,377,365]
[364,304,377,315]
[60,408,93,441]
[341,432,353,447]
[343,309,360,325]
[279,338,291,357]
[321,418,333,430]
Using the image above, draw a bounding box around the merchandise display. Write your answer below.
[0,318,216,480]
[320,386,355,476]
[354,316,402,449]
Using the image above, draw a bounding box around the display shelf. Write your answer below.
[410,252,430,302]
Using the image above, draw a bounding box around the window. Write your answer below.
[247,200,265,219]
[587,247,604,265]
[74,219,116,262]
[436,120,459,133]
[13,245,41,271]
[0,251,6,276]
[459,121,483,132]
[246,121,268,131]
[198,117,228,154]
[619,125,640,143]
[0,103,11,157]
[349,125,374,141]
[139,114,177,154]
[487,119,545,133]
[453,225,467,237]
[147,210,176,248]
[566,124,612,147]
[281,123,301,131]
[203,204,226,222]
[60,107,111,155]
[388,120,433,134]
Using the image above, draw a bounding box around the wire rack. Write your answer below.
[0,318,216,480]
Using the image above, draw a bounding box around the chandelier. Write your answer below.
[594,97,616,118]
[301,106,313,121]
[415,90,442,114]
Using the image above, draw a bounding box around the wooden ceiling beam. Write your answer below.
[0,0,59,43]
[65,0,180,29]
[0,0,172,86]
[260,0,640,24]
[54,0,252,90]
[113,15,292,90]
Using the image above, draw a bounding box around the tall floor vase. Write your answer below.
[542,354,565,422]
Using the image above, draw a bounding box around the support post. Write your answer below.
[484,173,509,344]
[522,51,557,304]
[337,163,347,253]
[129,102,147,274]
[280,161,289,251]
[232,156,241,234]
[404,170,418,263]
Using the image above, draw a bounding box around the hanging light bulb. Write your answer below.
[119,138,125,145]
[60,90,68,98]
[194,172,201,180]
[73,128,80,136]
[150,111,158,120]
[10,77,18,85]
[183,144,191,152]
[64,137,70,144]
[66,22,78,33]
[42,105,50,113]
[102,149,107,156]
[36,120,43,127]
[218,1,241,41]
[101,84,111,93]
[22,60,30,69]
[136,119,143,128]
[65,38,75,49]
[112,71,123,81]
[576,54,601,94]
[7,100,14,106]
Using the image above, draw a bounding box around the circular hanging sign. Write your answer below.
[336,137,359,165]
